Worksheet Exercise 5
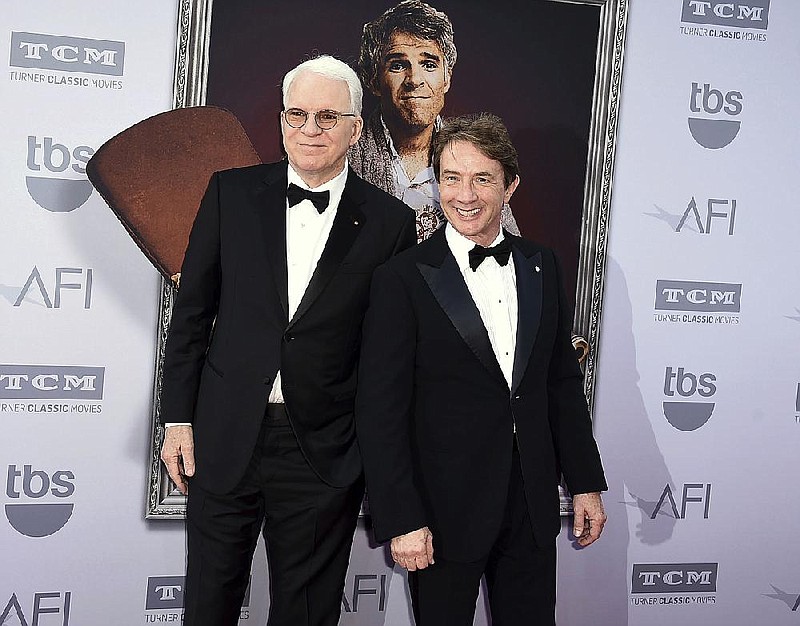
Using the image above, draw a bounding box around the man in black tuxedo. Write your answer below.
[158,55,415,626]
[356,113,607,625]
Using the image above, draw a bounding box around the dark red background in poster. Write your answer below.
[206,0,600,300]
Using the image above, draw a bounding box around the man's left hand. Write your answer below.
[572,491,606,547]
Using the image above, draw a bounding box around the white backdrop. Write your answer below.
[2,1,798,625]
[557,1,800,625]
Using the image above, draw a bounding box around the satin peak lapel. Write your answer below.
[417,253,506,386]
[256,167,289,322]
[511,247,542,392]
[288,192,365,328]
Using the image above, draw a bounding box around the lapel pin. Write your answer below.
[354,220,359,225]
[535,265,541,272]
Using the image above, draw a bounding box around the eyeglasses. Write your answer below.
[282,108,357,130]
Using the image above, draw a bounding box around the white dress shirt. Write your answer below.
[445,224,518,389]
[166,161,349,426]
[268,162,348,403]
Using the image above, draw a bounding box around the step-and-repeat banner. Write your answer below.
[557,1,800,625]
[0,3,187,625]
[2,2,798,626]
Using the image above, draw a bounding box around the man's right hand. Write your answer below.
[160,425,195,495]
[391,526,434,571]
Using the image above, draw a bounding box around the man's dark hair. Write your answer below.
[432,113,520,188]
[358,0,457,93]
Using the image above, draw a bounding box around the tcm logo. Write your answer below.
[10,32,125,76]
[663,366,716,431]
[688,82,743,149]
[681,1,769,30]
[677,198,736,235]
[145,576,185,610]
[341,574,389,613]
[0,365,104,400]
[145,576,251,611]
[1,591,72,625]
[13,266,93,309]
[5,464,75,537]
[655,280,741,313]
[651,483,712,519]
[632,563,718,593]
[26,136,95,213]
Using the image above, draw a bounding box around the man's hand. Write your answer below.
[572,492,606,547]
[391,527,434,571]
[160,425,195,495]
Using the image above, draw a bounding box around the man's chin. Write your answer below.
[395,108,437,131]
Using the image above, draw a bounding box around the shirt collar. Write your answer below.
[379,114,439,184]
[286,159,349,213]
[445,223,505,273]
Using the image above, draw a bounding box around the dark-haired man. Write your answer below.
[349,0,518,242]
[356,113,606,625]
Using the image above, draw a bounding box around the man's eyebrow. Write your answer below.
[383,51,410,62]
[420,51,441,62]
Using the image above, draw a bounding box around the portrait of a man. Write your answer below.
[349,0,519,242]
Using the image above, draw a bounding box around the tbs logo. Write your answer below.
[688,82,743,149]
[5,464,75,537]
[26,136,95,213]
[662,367,716,431]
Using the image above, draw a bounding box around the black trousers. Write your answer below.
[408,444,556,626]
[183,405,364,626]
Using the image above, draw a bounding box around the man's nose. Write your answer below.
[301,113,324,136]
[455,180,478,202]
[404,66,425,89]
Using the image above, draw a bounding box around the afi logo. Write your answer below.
[5,464,76,537]
[688,82,743,149]
[677,198,736,234]
[341,574,388,613]
[682,1,770,29]
[663,367,716,431]
[1,592,72,625]
[10,32,125,76]
[26,136,94,213]
[651,483,712,519]
[13,266,93,309]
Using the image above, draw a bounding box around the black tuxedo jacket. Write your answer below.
[160,161,416,495]
[356,228,606,562]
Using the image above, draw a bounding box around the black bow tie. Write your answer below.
[468,239,512,271]
[287,183,330,213]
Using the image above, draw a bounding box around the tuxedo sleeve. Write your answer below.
[546,250,607,494]
[356,262,428,543]
[159,173,222,424]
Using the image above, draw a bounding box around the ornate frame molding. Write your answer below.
[146,0,628,518]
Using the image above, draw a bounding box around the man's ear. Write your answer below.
[504,175,520,204]
[443,69,452,95]
[349,116,364,146]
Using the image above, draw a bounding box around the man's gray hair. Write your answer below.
[282,55,363,115]
[358,0,457,93]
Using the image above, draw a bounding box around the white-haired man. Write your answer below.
[159,55,415,625]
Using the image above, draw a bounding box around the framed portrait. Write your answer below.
[147,0,628,518]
